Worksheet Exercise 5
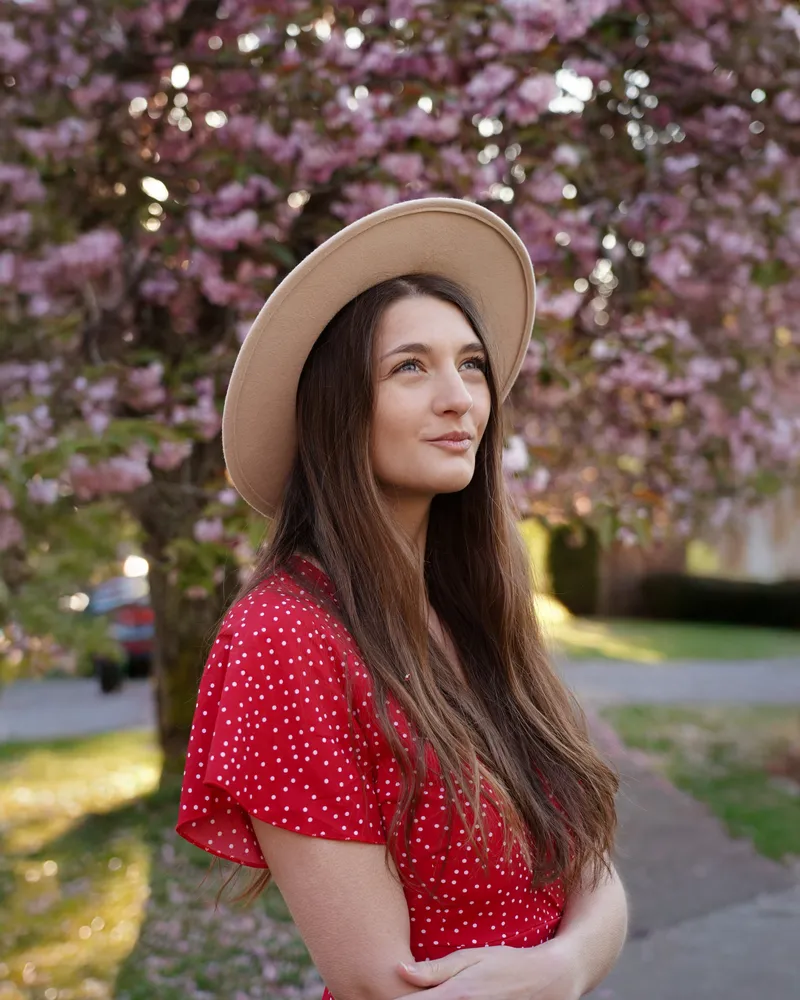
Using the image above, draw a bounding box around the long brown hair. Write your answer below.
[231,273,617,903]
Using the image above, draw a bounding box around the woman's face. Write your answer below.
[371,295,491,500]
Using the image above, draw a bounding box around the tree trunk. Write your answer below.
[597,540,688,617]
[128,440,239,779]
[144,552,226,777]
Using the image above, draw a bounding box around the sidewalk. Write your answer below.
[594,885,800,1000]
[3,654,799,743]
[560,656,800,705]
[585,709,800,1000]
[0,676,154,743]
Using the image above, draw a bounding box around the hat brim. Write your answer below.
[222,197,536,517]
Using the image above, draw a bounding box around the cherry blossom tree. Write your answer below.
[2,0,799,764]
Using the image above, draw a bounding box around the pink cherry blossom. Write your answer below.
[27,477,60,504]
[663,154,700,174]
[466,63,517,104]
[502,435,529,473]
[141,271,180,304]
[71,74,116,112]
[507,92,556,127]
[775,89,800,123]
[516,74,559,115]
[661,38,716,72]
[188,251,242,306]
[210,177,279,215]
[537,288,583,321]
[0,252,15,284]
[780,4,800,37]
[85,410,110,435]
[7,405,54,454]
[189,209,260,251]
[648,246,694,288]
[671,0,729,29]
[0,22,31,67]
[16,119,99,158]
[41,230,123,286]
[0,164,46,203]
[526,170,567,204]
[171,394,221,442]
[66,450,152,500]
[193,517,225,544]
[235,319,254,344]
[332,183,400,224]
[2,0,800,708]
[152,439,193,471]
[379,153,426,184]
[0,211,32,244]
[217,487,239,506]
[563,59,608,84]
[0,514,24,551]
[124,363,167,411]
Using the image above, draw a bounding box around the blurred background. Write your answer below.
[1,1,799,998]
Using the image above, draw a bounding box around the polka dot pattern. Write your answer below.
[176,555,565,994]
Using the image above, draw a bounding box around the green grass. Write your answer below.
[545,615,800,663]
[602,705,800,862]
[0,730,320,1000]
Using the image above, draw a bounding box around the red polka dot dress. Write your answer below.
[176,556,565,999]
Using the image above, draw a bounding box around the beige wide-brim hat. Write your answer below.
[222,197,536,517]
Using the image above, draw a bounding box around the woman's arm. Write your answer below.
[252,817,425,1000]
[395,861,628,999]
[552,859,628,996]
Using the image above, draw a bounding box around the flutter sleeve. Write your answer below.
[176,590,385,867]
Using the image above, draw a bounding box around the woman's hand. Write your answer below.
[394,938,584,1000]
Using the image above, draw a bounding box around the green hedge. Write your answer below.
[547,525,600,616]
[640,573,800,630]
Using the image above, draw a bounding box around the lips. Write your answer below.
[426,431,474,453]
[428,432,473,443]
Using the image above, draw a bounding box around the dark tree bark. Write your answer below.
[143,549,225,776]
[128,441,240,777]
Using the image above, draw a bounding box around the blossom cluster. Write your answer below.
[1,0,799,563]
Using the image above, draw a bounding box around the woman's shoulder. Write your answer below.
[208,562,372,702]
[219,560,351,653]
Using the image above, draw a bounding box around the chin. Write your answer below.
[425,471,475,494]
[382,461,476,498]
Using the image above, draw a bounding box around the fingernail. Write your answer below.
[401,962,419,973]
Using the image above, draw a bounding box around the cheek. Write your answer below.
[372,391,406,447]
[473,383,492,437]
[370,389,418,472]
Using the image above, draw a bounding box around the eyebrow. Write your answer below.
[380,340,486,362]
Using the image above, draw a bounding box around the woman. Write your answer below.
[177,199,627,1000]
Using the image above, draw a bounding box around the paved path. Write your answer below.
[593,884,800,1000]
[0,676,154,743]
[2,655,799,743]
[560,656,800,705]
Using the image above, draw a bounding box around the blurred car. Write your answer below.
[87,575,154,693]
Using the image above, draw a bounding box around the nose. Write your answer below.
[432,364,474,416]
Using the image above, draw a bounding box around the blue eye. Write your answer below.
[462,355,488,373]
[391,355,487,375]
[395,358,423,373]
